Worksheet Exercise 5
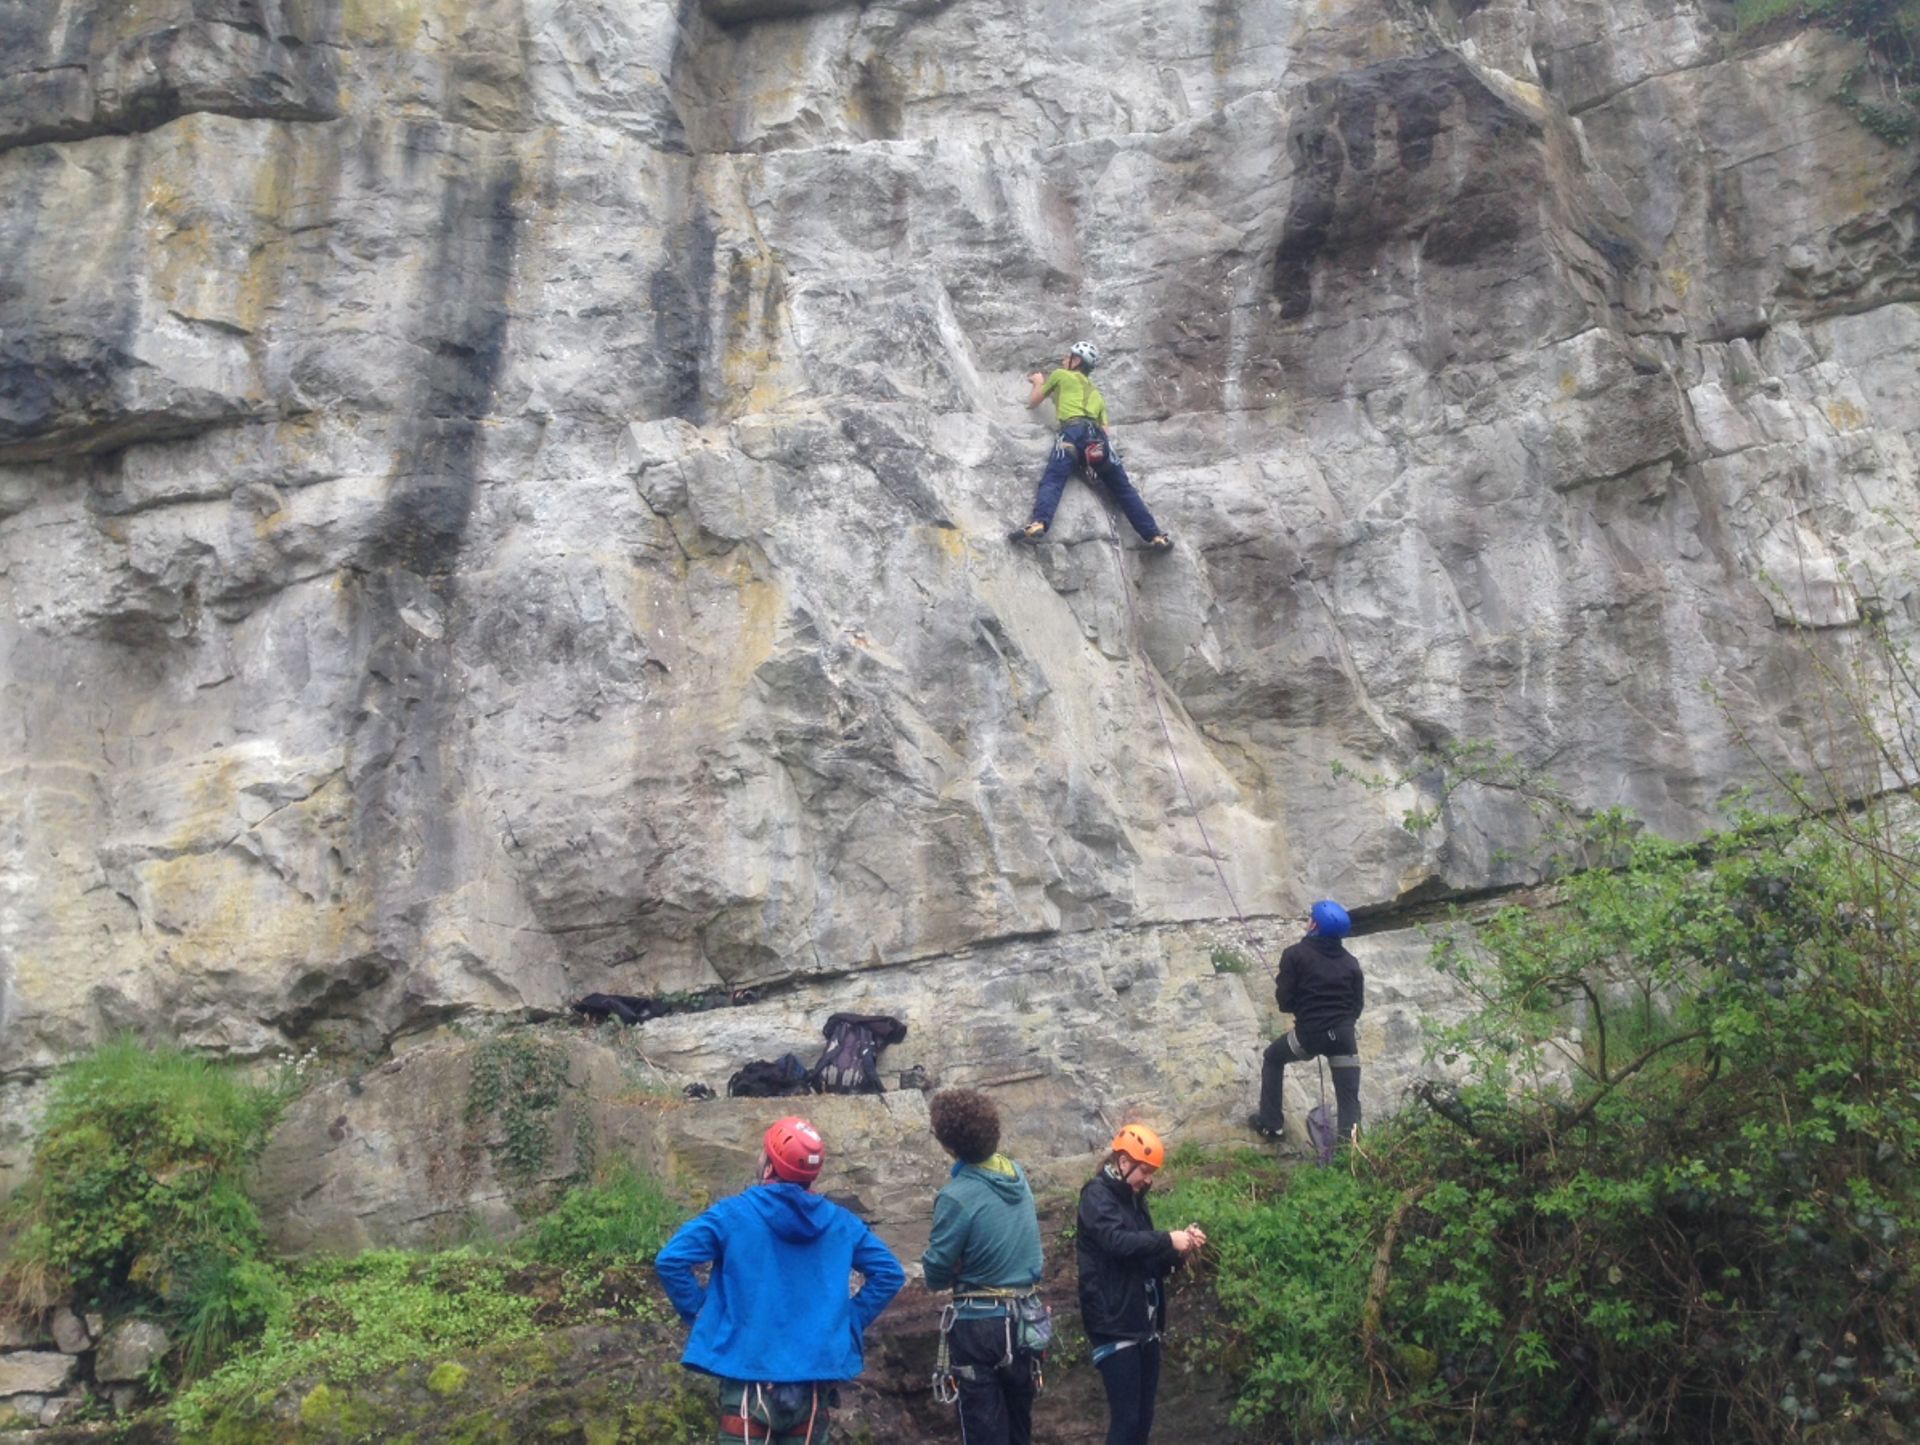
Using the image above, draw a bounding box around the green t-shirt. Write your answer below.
[1043,368,1108,427]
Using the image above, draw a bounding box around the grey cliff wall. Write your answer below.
[2,0,1916,1202]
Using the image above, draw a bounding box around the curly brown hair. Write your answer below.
[929,1088,1002,1164]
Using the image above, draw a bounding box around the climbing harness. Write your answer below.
[931,1288,1050,1405]
[722,1381,823,1443]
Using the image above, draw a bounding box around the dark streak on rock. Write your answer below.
[651,211,717,424]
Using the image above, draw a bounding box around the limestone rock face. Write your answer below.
[0,1350,75,1397]
[2,0,1917,1184]
[92,1320,169,1385]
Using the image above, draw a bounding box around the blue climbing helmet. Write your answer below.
[1310,899,1351,938]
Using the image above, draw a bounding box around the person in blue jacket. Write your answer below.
[655,1115,906,1444]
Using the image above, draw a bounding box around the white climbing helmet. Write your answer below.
[1069,339,1100,369]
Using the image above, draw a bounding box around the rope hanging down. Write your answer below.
[1097,506,1332,1116]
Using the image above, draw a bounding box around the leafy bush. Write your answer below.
[519,1162,687,1276]
[1180,799,1920,1442]
[1158,1155,1390,1438]
[168,1249,540,1435]
[0,1039,290,1341]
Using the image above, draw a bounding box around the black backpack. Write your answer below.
[727,1053,815,1098]
[810,1013,908,1094]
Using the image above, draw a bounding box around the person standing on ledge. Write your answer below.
[1252,899,1365,1147]
[655,1115,906,1445]
[1013,340,1172,551]
[922,1087,1047,1445]
[1077,1124,1206,1445]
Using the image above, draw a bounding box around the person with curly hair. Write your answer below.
[922,1088,1046,1445]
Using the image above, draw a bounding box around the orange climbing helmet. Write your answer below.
[763,1116,825,1184]
[1110,1123,1166,1170]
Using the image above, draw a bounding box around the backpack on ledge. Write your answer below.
[811,1013,908,1094]
[727,1053,815,1098]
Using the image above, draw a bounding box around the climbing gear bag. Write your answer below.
[1013,1290,1054,1354]
[810,1012,908,1094]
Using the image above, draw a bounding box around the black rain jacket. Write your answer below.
[1275,934,1365,1035]
[1075,1166,1179,1340]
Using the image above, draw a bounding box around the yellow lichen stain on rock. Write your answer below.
[1666,268,1692,300]
[344,0,428,47]
[717,246,797,418]
[729,561,782,686]
[933,525,970,567]
[138,762,358,978]
[1826,398,1867,431]
[1558,371,1578,398]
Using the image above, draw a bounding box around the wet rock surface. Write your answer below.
[2,0,1917,1188]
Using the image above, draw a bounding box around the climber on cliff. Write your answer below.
[1078,1124,1206,1445]
[1012,341,1172,551]
[921,1088,1048,1445]
[1251,899,1365,1150]
[655,1116,906,1444]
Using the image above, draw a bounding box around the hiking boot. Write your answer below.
[1010,521,1047,542]
[1146,533,1173,552]
[1245,1113,1285,1141]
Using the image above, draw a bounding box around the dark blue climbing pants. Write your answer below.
[1091,1335,1161,1445]
[1028,421,1161,541]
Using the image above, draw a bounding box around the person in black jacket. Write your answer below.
[1254,899,1365,1146]
[1076,1124,1206,1445]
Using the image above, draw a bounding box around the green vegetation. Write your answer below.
[159,1164,687,1432]
[1166,796,1920,1442]
[169,1250,540,1435]
[1737,0,1920,142]
[519,1163,687,1280]
[466,1033,572,1184]
[0,1039,292,1368]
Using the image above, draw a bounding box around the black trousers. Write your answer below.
[948,1314,1036,1445]
[1091,1336,1161,1445]
[1258,1021,1362,1143]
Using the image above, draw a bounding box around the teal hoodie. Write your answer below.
[921,1154,1044,1318]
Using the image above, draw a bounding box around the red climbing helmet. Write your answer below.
[763,1116,825,1183]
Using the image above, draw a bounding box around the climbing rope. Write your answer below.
[1097,505,1248,927]
[1096,499,1334,1115]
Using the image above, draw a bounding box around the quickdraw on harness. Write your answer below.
[931,1287,1049,1405]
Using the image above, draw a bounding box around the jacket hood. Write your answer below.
[744,1180,832,1242]
[952,1153,1030,1202]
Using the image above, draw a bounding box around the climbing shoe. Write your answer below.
[1146,534,1173,552]
[1010,521,1048,542]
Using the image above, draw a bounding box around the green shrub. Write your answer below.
[1180,801,1920,1441]
[1158,1155,1391,1437]
[0,1039,290,1331]
[519,1163,687,1276]
[169,1249,539,1436]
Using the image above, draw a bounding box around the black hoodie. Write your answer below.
[1275,934,1364,1035]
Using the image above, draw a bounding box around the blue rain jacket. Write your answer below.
[654,1181,905,1383]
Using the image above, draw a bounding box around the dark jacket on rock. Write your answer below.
[1275,935,1365,1035]
[1076,1166,1179,1341]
